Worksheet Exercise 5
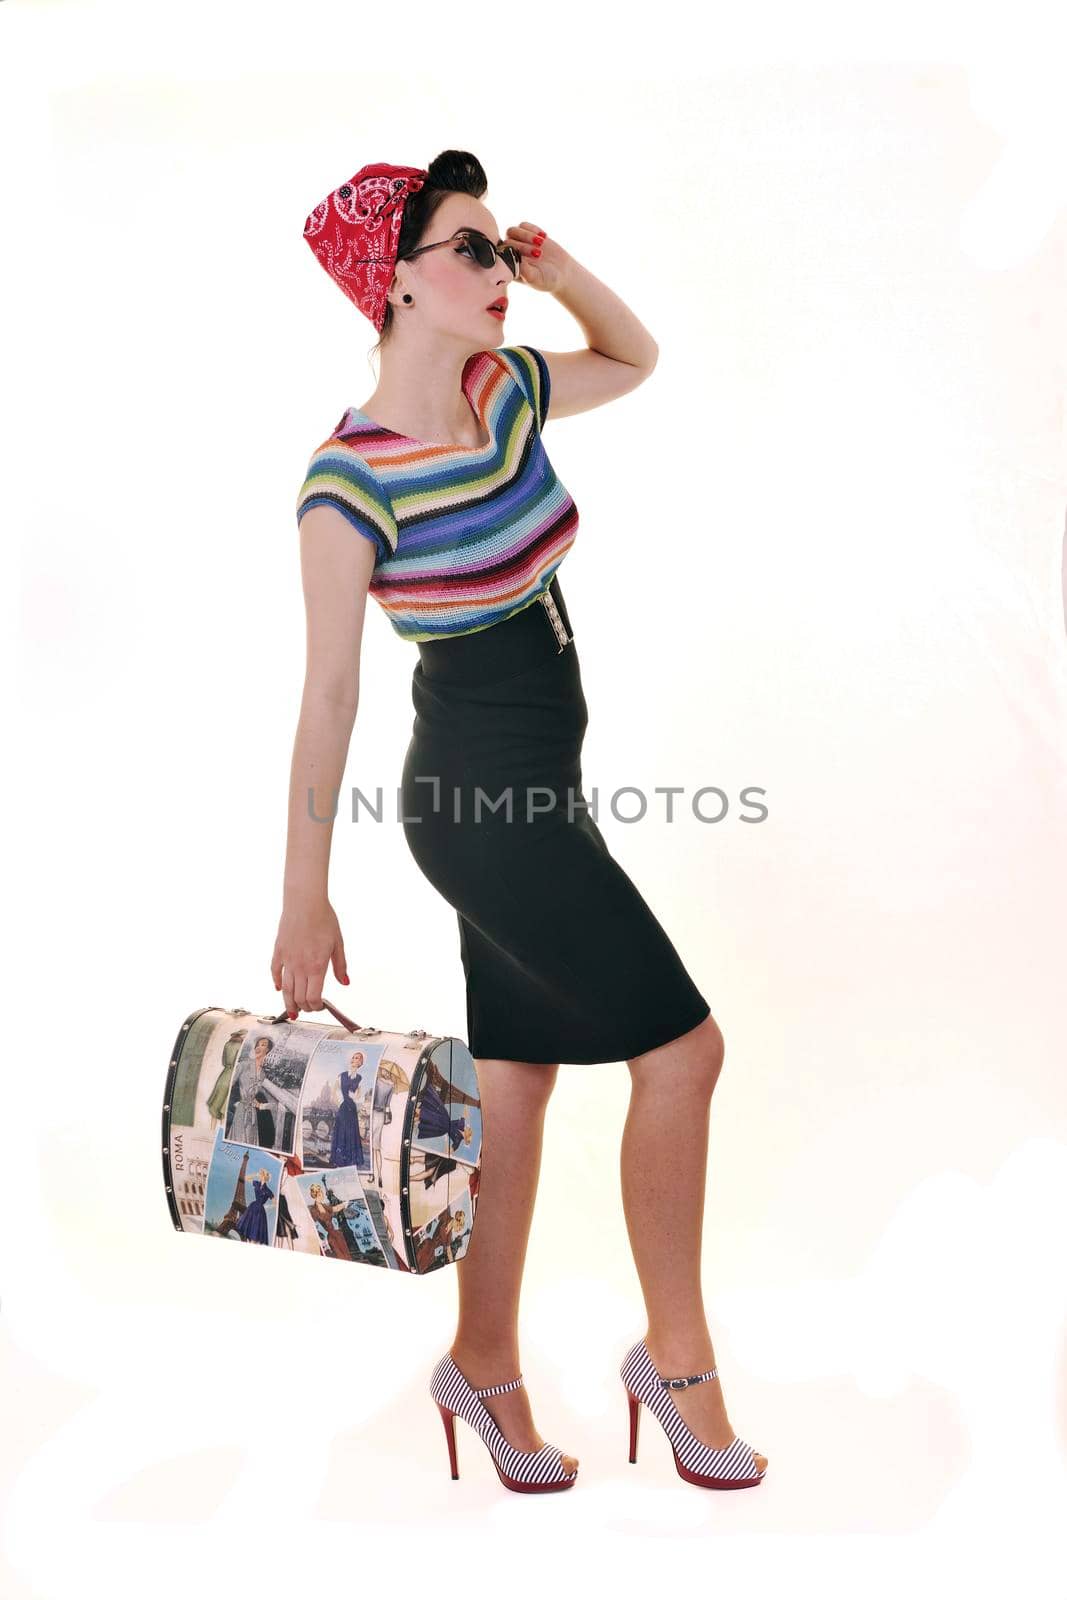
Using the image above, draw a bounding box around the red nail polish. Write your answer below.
[533,249,541,257]
[288,1011,297,1019]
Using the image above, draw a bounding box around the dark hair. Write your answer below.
[369,148,489,360]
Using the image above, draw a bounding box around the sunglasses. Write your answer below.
[401,228,521,279]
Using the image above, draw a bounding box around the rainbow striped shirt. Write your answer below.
[295,345,579,642]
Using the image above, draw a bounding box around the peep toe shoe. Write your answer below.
[431,1351,580,1493]
[620,1337,767,1489]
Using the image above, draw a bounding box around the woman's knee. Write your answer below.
[628,1012,725,1093]
[699,1013,725,1078]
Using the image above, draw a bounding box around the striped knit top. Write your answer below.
[295,345,579,642]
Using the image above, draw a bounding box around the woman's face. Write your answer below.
[399,192,514,342]
[255,1038,270,1065]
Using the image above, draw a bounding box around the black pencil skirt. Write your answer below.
[400,574,712,1065]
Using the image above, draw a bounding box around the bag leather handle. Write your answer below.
[269,997,429,1040]
[270,995,361,1033]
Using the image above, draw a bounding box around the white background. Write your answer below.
[3,0,1066,1593]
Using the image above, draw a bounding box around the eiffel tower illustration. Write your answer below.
[215,1148,250,1235]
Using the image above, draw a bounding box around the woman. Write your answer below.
[227,1034,272,1148]
[274,1187,299,1249]
[234,1168,274,1245]
[275,151,767,1494]
[206,1028,246,1125]
[327,1053,365,1168]
[415,1076,474,1154]
[305,1181,360,1263]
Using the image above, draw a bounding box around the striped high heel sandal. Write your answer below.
[431,1351,579,1493]
[620,1338,767,1489]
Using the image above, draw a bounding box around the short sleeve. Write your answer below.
[295,437,398,564]
[492,345,551,434]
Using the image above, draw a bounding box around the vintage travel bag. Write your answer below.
[162,996,482,1274]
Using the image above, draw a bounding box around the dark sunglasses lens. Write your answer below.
[457,230,493,267]
[461,231,519,277]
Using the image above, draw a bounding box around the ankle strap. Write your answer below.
[659,1366,718,1390]
[473,1374,524,1396]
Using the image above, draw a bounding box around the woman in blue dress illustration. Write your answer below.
[416,1080,474,1153]
[235,1168,274,1244]
[328,1050,366,1168]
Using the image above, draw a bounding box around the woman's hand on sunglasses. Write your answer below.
[505,222,570,294]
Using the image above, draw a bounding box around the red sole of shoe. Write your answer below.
[625,1388,764,1489]
[436,1400,578,1493]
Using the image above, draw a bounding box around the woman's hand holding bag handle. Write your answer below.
[271,994,362,1030]
[271,895,349,1019]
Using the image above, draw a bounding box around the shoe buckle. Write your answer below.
[666,1377,691,1389]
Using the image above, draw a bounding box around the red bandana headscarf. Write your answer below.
[302,162,429,332]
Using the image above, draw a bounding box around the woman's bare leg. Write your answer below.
[450,1057,579,1472]
[621,1013,768,1472]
